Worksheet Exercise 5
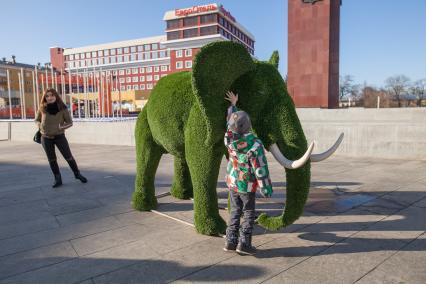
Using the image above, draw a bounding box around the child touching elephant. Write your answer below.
[223,91,273,255]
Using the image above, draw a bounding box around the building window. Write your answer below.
[126,69,131,75]
[176,50,183,58]
[200,26,217,36]
[110,49,116,55]
[126,77,131,83]
[161,65,168,72]
[127,85,132,90]
[132,68,138,74]
[123,55,129,62]
[117,48,122,55]
[185,49,192,57]
[159,51,166,58]
[131,54,137,61]
[176,61,183,69]
[185,61,192,68]
[120,85,126,91]
[110,57,116,63]
[152,43,158,50]
[117,56,123,63]
[86,52,91,58]
[167,19,180,29]
[200,14,217,24]
[183,16,197,27]
[154,66,159,72]
[147,83,153,90]
[119,78,125,83]
[119,69,125,75]
[154,75,159,81]
[124,47,129,53]
[132,77,139,82]
[137,45,143,52]
[134,85,139,90]
[183,28,198,38]
[144,44,151,51]
[81,53,85,59]
[75,53,80,60]
[140,84,145,90]
[146,75,152,81]
[140,67,144,73]
[167,31,180,41]
[92,51,97,57]
[151,52,158,59]
[104,49,109,56]
[144,52,151,60]
[146,66,152,73]
[130,46,136,53]
[140,76,145,82]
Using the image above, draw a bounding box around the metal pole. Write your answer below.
[110,73,114,118]
[105,73,109,117]
[377,96,380,109]
[35,67,40,112]
[41,74,45,95]
[17,73,23,119]
[50,65,54,90]
[101,69,105,118]
[20,68,26,119]
[83,69,87,118]
[45,68,49,89]
[118,74,123,118]
[68,70,73,118]
[115,72,119,117]
[76,69,81,119]
[6,70,12,119]
[32,71,36,118]
[97,71,101,117]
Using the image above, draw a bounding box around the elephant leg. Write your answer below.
[132,109,164,211]
[186,141,226,235]
[171,156,193,199]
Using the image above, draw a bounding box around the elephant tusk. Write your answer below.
[268,142,315,169]
[310,133,344,162]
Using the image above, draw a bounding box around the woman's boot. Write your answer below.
[53,174,62,188]
[49,160,62,188]
[67,158,88,183]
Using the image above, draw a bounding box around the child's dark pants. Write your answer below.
[226,190,256,245]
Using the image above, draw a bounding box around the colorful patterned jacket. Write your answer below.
[224,106,273,197]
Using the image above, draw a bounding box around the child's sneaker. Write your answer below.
[223,241,237,252]
[236,242,257,255]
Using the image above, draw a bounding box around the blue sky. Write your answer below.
[1,0,425,86]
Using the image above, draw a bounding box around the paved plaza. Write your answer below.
[0,141,425,283]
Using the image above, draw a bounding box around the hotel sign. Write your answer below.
[174,4,236,22]
[175,4,218,17]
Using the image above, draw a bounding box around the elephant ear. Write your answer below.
[192,41,255,144]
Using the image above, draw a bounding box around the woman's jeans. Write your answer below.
[41,134,79,176]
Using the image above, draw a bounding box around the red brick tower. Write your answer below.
[287,0,340,108]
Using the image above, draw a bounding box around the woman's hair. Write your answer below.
[39,88,67,112]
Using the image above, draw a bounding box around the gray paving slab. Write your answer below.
[355,233,426,284]
[1,141,426,283]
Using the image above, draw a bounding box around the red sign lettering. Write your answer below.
[175,4,218,17]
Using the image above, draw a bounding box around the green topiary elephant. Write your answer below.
[132,41,343,235]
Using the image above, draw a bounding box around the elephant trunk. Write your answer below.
[256,99,311,231]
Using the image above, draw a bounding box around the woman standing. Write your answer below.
[35,89,87,188]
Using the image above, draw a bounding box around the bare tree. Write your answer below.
[339,75,354,101]
[385,75,410,107]
[410,79,426,107]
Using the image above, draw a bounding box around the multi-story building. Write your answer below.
[50,3,255,111]
[0,57,43,118]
